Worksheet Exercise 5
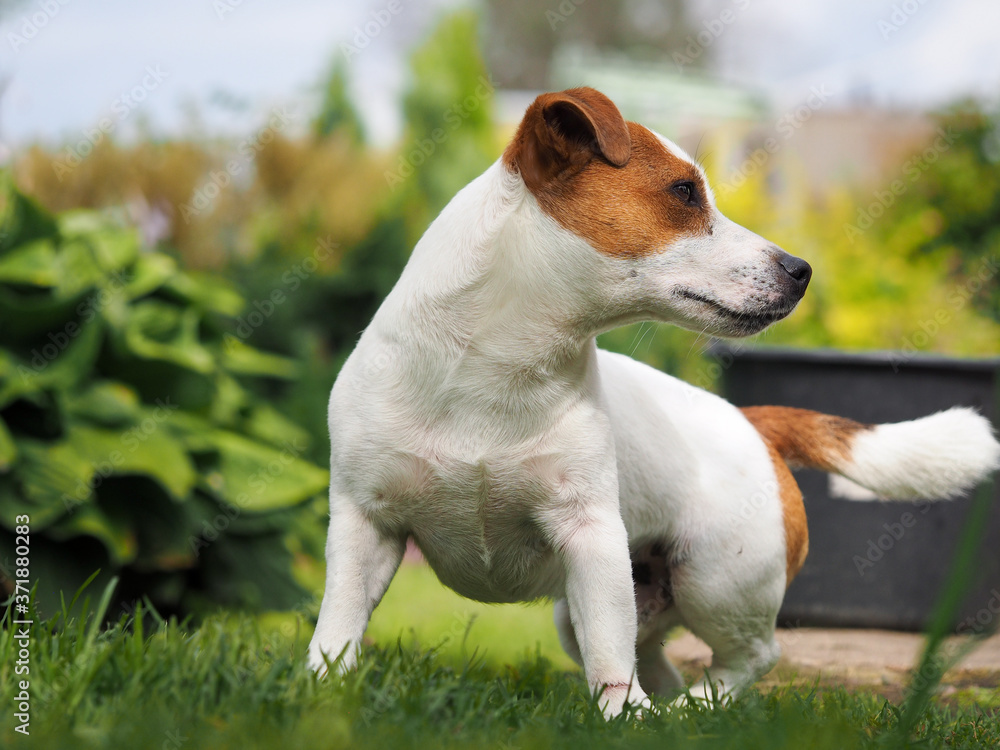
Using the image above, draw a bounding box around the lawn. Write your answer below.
[2,566,998,749]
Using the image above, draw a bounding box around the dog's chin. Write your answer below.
[672,291,797,338]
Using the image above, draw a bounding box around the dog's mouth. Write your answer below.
[676,289,796,337]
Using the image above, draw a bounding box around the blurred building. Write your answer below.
[494,47,938,197]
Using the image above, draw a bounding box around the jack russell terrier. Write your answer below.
[308,87,1000,717]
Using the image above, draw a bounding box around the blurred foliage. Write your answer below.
[398,9,498,228]
[314,59,366,145]
[3,10,501,609]
[701,105,1000,363]
[888,102,1000,324]
[0,177,328,617]
[483,0,702,89]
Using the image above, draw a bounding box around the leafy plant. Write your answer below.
[0,175,328,618]
[887,102,1000,323]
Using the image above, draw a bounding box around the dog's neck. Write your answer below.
[372,160,636,423]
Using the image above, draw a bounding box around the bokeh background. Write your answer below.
[1,0,998,667]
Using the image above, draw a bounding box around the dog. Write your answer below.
[307,87,1000,717]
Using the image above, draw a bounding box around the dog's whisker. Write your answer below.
[644,322,661,355]
[626,322,649,357]
[629,322,655,358]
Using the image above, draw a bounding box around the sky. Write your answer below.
[0,0,998,157]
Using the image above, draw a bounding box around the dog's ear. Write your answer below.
[504,87,631,191]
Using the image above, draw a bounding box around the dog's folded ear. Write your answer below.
[504,87,631,191]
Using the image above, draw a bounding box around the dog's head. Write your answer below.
[503,87,810,337]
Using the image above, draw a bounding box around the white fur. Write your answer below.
[307,123,1000,719]
[841,407,1000,500]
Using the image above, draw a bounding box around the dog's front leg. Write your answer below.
[547,506,647,719]
[308,495,405,675]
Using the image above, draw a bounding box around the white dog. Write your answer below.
[308,87,1000,717]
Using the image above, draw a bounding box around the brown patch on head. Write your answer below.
[503,87,630,185]
[764,442,809,585]
[740,406,872,473]
[503,88,713,258]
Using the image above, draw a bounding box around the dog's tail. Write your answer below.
[741,406,1000,500]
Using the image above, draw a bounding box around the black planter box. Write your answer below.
[709,344,1000,632]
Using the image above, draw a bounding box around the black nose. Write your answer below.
[775,250,812,295]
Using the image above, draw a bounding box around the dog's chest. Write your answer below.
[363,447,567,603]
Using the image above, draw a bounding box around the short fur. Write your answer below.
[308,87,1000,717]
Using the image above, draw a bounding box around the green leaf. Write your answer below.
[243,404,312,450]
[162,271,245,317]
[0,238,59,286]
[59,212,139,272]
[208,371,249,427]
[0,285,93,342]
[203,430,327,512]
[166,411,217,453]
[0,474,68,529]
[47,503,138,565]
[101,477,205,572]
[0,319,104,407]
[14,420,197,523]
[57,210,110,241]
[122,254,177,300]
[63,380,142,426]
[89,227,140,273]
[220,335,297,379]
[122,300,215,374]
[0,414,16,471]
[59,238,107,292]
[0,176,59,253]
[69,422,197,501]
[16,436,95,515]
[196,531,307,611]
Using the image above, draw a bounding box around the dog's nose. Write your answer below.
[774,250,812,296]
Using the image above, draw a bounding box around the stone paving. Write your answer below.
[665,627,1000,703]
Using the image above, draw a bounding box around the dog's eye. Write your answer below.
[671,181,698,205]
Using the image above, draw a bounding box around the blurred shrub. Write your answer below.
[396,9,497,228]
[887,102,1000,323]
[0,176,328,617]
[600,110,1000,383]
[2,9,503,613]
[12,10,500,458]
[227,9,500,461]
[314,59,366,145]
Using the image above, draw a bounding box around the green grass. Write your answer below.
[2,571,999,749]
[367,562,578,671]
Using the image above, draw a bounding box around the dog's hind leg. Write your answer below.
[558,597,684,700]
[553,598,583,666]
[675,630,781,707]
[663,529,786,708]
[669,574,783,707]
[308,495,406,675]
[636,634,685,699]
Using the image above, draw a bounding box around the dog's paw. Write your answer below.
[667,684,727,713]
[307,641,355,677]
[599,683,652,720]
[631,693,659,720]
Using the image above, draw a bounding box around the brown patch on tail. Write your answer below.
[764,442,809,585]
[740,406,871,472]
